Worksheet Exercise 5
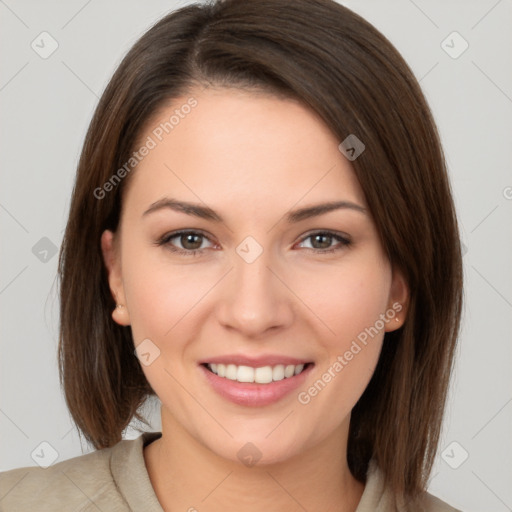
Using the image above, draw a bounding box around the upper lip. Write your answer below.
[200,354,313,367]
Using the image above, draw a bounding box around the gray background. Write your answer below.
[1,1,511,510]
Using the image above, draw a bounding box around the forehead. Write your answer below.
[123,87,366,216]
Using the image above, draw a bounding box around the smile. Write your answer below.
[199,355,315,406]
[205,363,309,384]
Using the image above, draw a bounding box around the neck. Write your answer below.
[144,408,364,512]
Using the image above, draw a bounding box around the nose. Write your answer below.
[215,247,294,338]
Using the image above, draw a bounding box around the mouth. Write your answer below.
[199,358,315,407]
[202,362,312,384]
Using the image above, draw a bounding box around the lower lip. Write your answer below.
[200,364,313,407]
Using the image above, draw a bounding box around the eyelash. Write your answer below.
[155,229,351,257]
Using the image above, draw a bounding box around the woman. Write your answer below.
[0,0,463,510]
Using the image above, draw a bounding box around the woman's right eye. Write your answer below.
[156,230,215,256]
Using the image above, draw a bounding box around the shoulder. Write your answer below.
[357,459,462,512]
[0,434,150,511]
[419,491,462,512]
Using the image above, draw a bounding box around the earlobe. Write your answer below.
[385,266,409,332]
[100,229,131,326]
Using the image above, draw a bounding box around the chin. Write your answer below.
[196,427,312,468]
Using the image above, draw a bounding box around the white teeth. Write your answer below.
[254,366,273,384]
[272,364,285,381]
[207,362,308,383]
[237,365,255,383]
[225,364,238,380]
[284,365,295,378]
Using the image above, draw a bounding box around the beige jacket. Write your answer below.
[0,431,461,511]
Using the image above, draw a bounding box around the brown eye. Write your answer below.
[310,233,333,249]
[156,230,214,256]
[179,233,204,250]
[297,231,351,253]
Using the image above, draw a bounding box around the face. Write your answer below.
[101,87,408,465]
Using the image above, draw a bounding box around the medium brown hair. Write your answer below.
[58,0,463,503]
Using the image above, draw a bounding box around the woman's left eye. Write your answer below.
[156,230,351,256]
[296,231,351,253]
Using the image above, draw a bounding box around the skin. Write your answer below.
[101,87,408,512]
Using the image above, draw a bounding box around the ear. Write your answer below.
[385,265,409,332]
[100,229,131,326]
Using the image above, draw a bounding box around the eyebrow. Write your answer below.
[142,197,367,223]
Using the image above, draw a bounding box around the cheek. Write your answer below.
[291,256,391,424]
[293,253,392,345]
[120,251,207,403]
[121,242,216,365]
[121,235,191,327]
